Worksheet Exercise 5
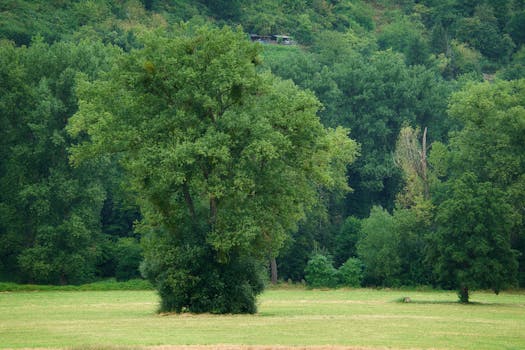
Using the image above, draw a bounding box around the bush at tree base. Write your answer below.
[140,237,265,314]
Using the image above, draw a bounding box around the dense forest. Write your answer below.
[1,0,524,311]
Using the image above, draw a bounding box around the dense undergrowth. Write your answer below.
[0,278,153,292]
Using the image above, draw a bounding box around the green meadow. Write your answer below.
[0,288,524,350]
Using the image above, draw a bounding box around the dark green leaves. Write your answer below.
[70,25,358,312]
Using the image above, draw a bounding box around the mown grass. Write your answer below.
[0,287,523,350]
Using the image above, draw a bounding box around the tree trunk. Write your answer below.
[458,286,469,303]
[421,127,429,200]
[183,182,196,220]
[209,195,217,229]
[270,257,278,284]
[60,273,67,286]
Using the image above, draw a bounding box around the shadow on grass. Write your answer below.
[394,298,516,307]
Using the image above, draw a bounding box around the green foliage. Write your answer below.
[303,253,364,288]
[338,257,363,287]
[1,0,524,293]
[357,206,401,286]
[276,194,338,283]
[498,47,525,80]
[454,4,515,63]
[445,40,483,77]
[333,216,361,267]
[436,79,525,295]
[200,0,243,21]
[263,27,452,284]
[377,15,430,66]
[114,237,142,281]
[71,0,112,27]
[0,278,152,292]
[432,173,518,299]
[140,233,265,313]
[69,25,357,312]
[393,204,433,286]
[304,254,339,288]
[328,50,450,216]
[447,80,525,189]
[0,38,121,284]
[506,10,525,47]
[239,0,375,44]
[277,229,314,282]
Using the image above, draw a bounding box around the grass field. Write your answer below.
[0,287,524,350]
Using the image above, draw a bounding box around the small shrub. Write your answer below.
[338,257,363,287]
[304,254,338,288]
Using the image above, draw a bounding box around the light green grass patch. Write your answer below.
[260,44,304,65]
[0,288,523,350]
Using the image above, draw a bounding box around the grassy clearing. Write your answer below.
[0,288,523,350]
[260,44,303,65]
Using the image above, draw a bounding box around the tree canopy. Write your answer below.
[68,25,358,312]
[1,0,524,305]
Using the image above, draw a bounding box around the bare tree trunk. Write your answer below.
[458,286,469,303]
[421,127,429,200]
[209,195,217,229]
[270,257,278,284]
[183,182,196,220]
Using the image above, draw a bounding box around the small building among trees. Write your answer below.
[249,34,294,45]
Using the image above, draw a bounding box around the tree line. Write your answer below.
[0,0,524,310]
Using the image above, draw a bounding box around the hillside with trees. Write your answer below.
[1,0,524,309]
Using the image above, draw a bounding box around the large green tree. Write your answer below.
[432,173,518,302]
[429,79,525,299]
[68,25,358,313]
[0,38,119,283]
